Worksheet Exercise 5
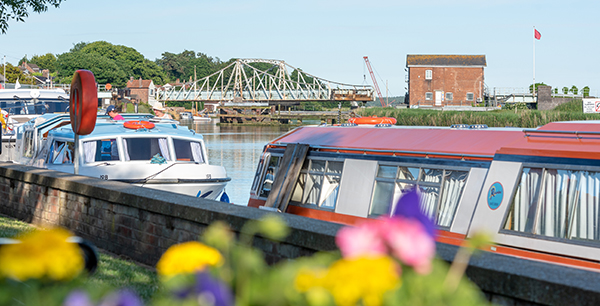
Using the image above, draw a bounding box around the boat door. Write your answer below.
[435,91,443,106]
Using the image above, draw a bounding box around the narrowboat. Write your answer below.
[248,121,600,270]
[11,113,230,200]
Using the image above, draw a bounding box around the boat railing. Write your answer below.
[523,129,600,139]
[272,143,494,160]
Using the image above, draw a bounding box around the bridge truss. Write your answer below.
[158,59,373,103]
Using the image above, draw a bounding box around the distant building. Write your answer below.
[126,77,157,106]
[19,61,40,75]
[406,55,486,108]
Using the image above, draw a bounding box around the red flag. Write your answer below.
[534,29,541,40]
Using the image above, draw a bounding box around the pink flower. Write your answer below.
[381,217,435,274]
[336,221,387,258]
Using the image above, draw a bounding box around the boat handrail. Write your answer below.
[271,143,493,160]
[523,129,600,138]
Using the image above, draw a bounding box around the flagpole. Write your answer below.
[533,26,536,100]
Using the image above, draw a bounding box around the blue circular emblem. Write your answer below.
[487,182,503,210]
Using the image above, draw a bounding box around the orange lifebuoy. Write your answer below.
[70,70,98,135]
[123,120,155,130]
[348,116,397,125]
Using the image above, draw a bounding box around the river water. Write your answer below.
[180,120,294,205]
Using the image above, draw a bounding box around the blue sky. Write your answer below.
[1,0,598,96]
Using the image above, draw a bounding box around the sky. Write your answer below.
[1,0,599,97]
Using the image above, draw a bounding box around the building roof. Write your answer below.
[406,55,486,67]
[126,78,154,88]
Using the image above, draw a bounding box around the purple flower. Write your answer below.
[99,290,143,306]
[193,272,234,306]
[63,290,93,306]
[392,187,436,238]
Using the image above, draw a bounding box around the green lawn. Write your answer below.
[0,215,160,301]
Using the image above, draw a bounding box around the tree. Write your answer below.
[0,0,65,34]
[528,82,547,94]
[570,85,578,95]
[553,88,558,94]
[0,63,35,84]
[56,52,127,86]
[156,50,225,84]
[562,87,569,94]
[582,86,590,98]
[30,53,57,72]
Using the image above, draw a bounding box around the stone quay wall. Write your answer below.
[1,162,599,305]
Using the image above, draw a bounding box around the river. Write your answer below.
[180,120,294,205]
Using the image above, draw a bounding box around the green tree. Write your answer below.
[30,53,57,72]
[553,88,558,94]
[0,0,65,34]
[290,68,315,88]
[528,82,547,93]
[56,52,127,86]
[562,87,569,94]
[156,50,225,84]
[570,85,578,95]
[0,63,35,84]
[582,86,590,98]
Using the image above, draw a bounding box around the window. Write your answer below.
[425,92,433,100]
[259,155,281,198]
[82,139,119,163]
[446,92,453,100]
[466,93,474,101]
[47,140,75,164]
[290,159,343,209]
[173,139,204,163]
[425,70,432,80]
[503,167,600,243]
[369,164,469,228]
[122,138,171,161]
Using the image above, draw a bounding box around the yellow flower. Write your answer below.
[295,256,400,306]
[0,228,84,281]
[156,241,223,278]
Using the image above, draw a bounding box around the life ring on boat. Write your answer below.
[348,116,397,125]
[123,120,155,130]
[69,70,98,135]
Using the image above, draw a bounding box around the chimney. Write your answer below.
[42,69,49,78]
[139,77,142,87]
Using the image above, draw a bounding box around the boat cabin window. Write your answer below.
[82,139,119,162]
[122,137,171,161]
[259,155,281,198]
[173,139,205,163]
[290,158,343,209]
[22,130,36,158]
[503,167,600,243]
[370,164,469,228]
[47,140,75,164]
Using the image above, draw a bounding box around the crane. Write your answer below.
[363,56,386,107]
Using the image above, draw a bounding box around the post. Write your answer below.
[338,102,341,124]
[533,26,536,101]
[73,134,80,175]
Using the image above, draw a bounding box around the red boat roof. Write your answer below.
[271,121,600,160]
[271,126,525,157]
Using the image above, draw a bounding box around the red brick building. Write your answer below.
[406,55,486,107]
[126,77,156,104]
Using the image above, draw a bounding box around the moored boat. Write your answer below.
[247,121,600,271]
[348,115,397,125]
[12,113,230,200]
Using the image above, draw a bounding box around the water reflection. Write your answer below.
[180,120,293,205]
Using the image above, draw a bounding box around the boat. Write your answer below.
[1,88,70,161]
[179,111,211,123]
[247,121,600,271]
[11,113,231,200]
[348,115,396,125]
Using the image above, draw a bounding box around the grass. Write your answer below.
[357,100,595,128]
[0,215,160,301]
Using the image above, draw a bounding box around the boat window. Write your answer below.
[259,155,281,198]
[504,167,600,243]
[173,139,205,163]
[122,138,171,161]
[22,130,35,158]
[369,164,469,228]
[48,140,74,164]
[290,159,343,210]
[82,139,119,163]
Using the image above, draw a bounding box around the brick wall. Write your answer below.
[537,86,579,110]
[408,67,484,107]
[129,88,149,103]
[1,162,599,305]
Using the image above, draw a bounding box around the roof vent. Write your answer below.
[450,124,469,129]
[340,123,358,127]
[469,124,488,129]
[375,123,393,128]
